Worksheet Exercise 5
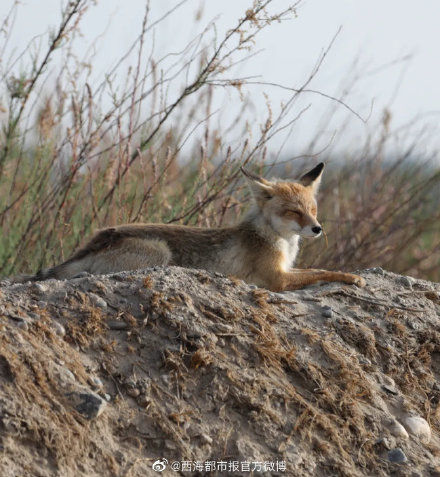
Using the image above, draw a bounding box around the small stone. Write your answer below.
[200,433,213,445]
[90,376,103,389]
[52,321,65,337]
[127,388,140,398]
[321,305,333,318]
[107,320,128,330]
[16,319,29,331]
[268,292,286,300]
[358,356,371,366]
[33,283,49,293]
[387,448,407,463]
[137,378,151,393]
[66,388,107,419]
[402,415,431,443]
[372,267,385,276]
[381,384,398,395]
[104,393,111,401]
[137,395,150,406]
[407,319,421,331]
[164,439,177,451]
[375,437,392,449]
[54,365,76,386]
[397,276,414,288]
[89,293,107,309]
[248,284,257,290]
[389,420,409,440]
[28,312,40,320]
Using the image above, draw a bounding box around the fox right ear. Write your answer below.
[241,166,273,201]
[299,162,325,191]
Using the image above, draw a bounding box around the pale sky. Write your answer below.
[1,0,440,157]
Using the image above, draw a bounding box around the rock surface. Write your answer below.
[0,266,439,476]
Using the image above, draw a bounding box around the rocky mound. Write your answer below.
[0,267,439,476]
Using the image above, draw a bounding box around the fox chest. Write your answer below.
[278,236,300,271]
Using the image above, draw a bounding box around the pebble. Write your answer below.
[389,420,409,440]
[127,388,140,398]
[70,389,107,419]
[387,448,407,463]
[200,433,213,445]
[28,312,40,320]
[321,305,333,318]
[16,319,29,331]
[54,365,76,385]
[269,292,286,300]
[358,356,371,366]
[107,320,128,330]
[137,395,150,406]
[407,319,421,331]
[89,293,107,309]
[372,267,385,276]
[381,384,398,396]
[90,376,103,389]
[33,283,49,293]
[52,321,65,337]
[164,439,177,451]
[402,415,431,443]
[397,276,414,288]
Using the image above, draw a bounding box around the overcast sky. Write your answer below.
[1,0,440,157]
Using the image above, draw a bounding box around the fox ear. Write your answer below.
[299,162,324,191]
[240,166,273,201]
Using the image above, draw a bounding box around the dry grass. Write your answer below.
[2,266,440,476]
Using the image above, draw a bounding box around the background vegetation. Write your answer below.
[0,0,439,280]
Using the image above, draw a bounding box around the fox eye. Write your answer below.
[283,209,302,218]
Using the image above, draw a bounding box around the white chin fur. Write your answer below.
[301,231,321,238]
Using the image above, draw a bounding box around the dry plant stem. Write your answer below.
[95,1,299,217]
[325,289,424,313]
[0,0,87,171]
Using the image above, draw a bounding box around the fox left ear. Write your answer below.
[240,166,274,202]
[299,162,325,191]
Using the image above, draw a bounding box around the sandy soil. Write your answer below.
[0,266,439,476]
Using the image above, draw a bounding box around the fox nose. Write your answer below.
[312,226,322,235]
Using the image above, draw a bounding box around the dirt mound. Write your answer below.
[0,267,440,476]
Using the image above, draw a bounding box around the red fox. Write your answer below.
[19,163,365,291]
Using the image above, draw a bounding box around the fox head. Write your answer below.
[241,163,324,239]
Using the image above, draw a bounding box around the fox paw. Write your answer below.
[350,274,366,287]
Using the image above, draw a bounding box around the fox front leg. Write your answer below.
[282,269,366,290]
